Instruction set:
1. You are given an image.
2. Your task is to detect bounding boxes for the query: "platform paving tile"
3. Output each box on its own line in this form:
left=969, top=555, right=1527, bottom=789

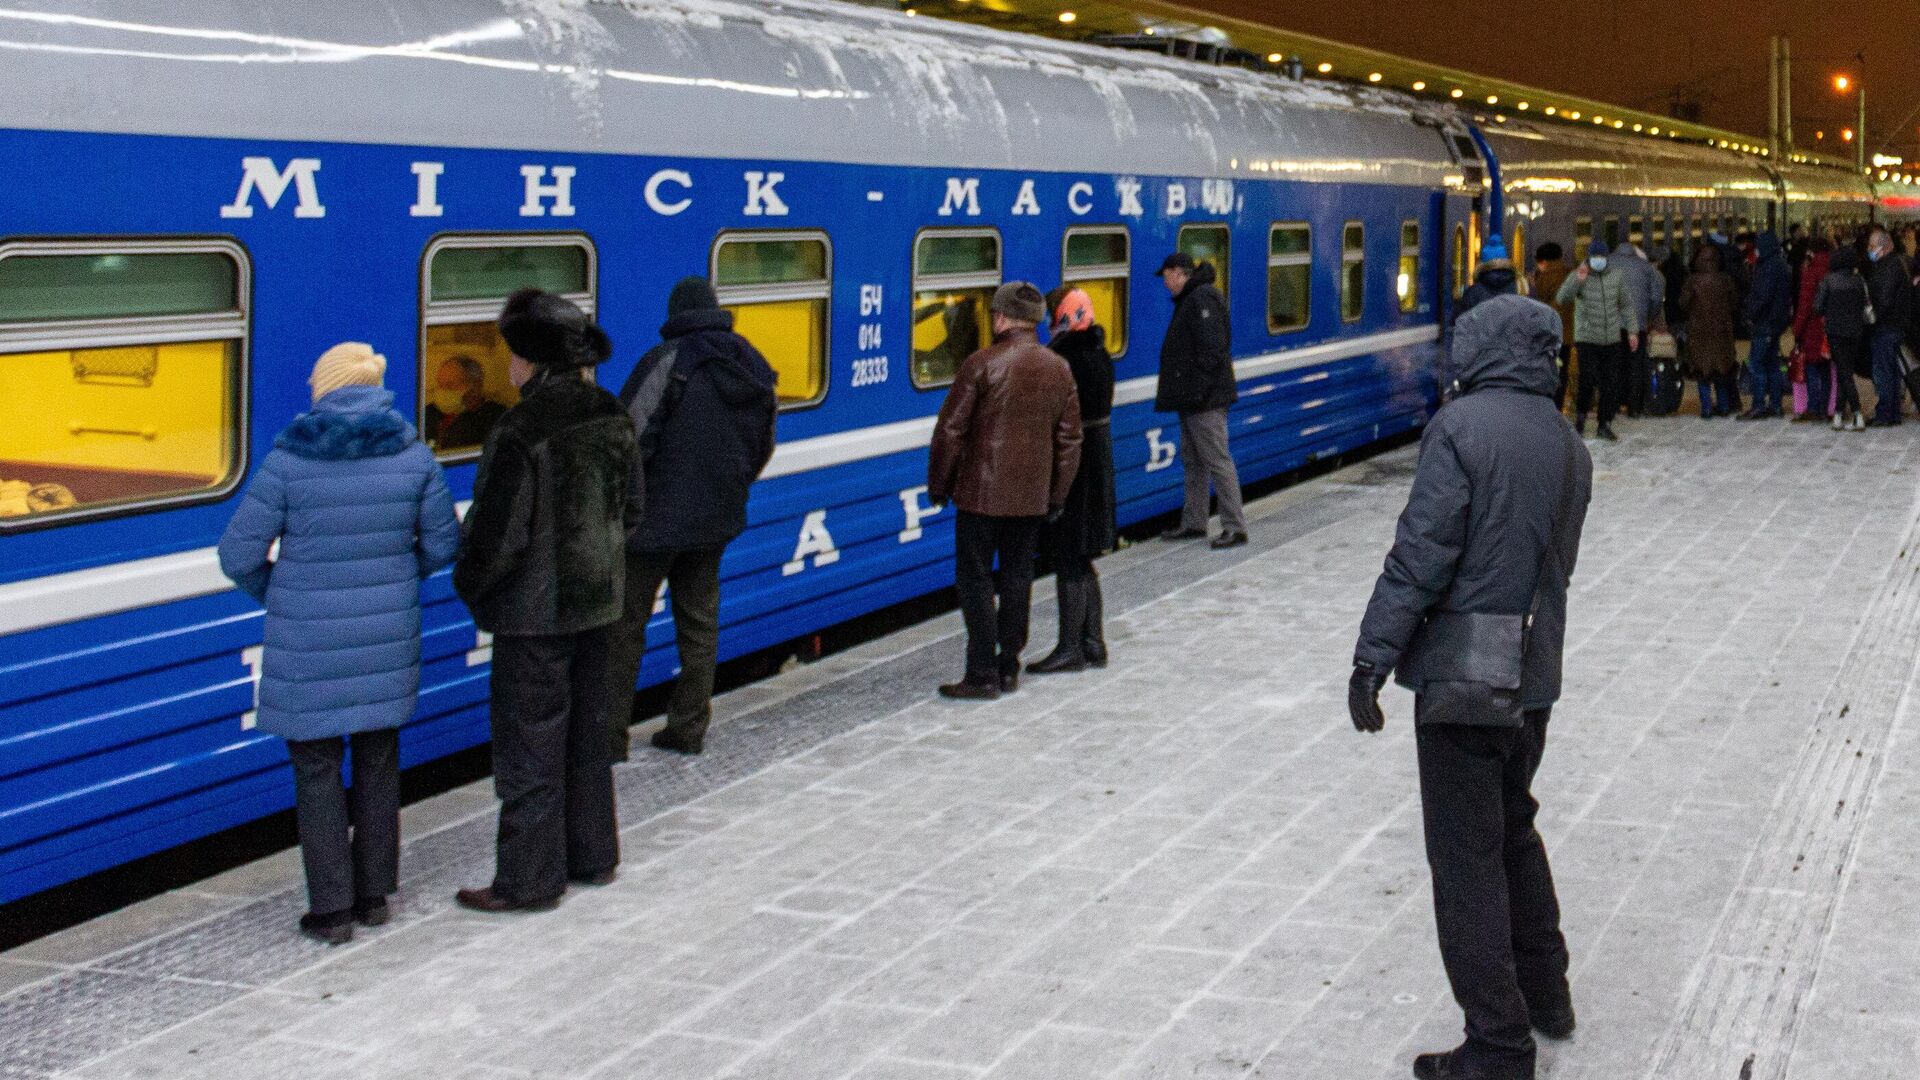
left=11, top=419, right=1920, bottom=1078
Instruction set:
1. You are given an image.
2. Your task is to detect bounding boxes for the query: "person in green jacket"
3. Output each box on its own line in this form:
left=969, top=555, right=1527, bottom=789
left=1555, top=240, right=1642, bottom=441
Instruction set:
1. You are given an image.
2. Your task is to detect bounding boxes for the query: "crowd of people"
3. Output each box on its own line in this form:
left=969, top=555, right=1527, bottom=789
left=215, top=246, right=1249, bottom=942
left=1458, top=221, right=1920, bottom=436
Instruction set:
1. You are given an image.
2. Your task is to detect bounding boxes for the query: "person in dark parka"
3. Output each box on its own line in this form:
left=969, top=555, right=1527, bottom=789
left=453, top=289, right=639, bottom=913
left=1153, top=252, right=1246, bottom=548
left=1681, top=245, right=1741, bottom=419
left=1350, top=293, right=1593, bottom=1080
left=1029, top=286, right=1117, bottom=675
left=1814, top=243, right=1870, bottom=430
left=1865, top=227, right=1914, bottom=426
left=1737, top=231, right=1793, bottom=419
left=606, top=277, right=778, bottom=759
left=219, top=342, right=461, bottom=944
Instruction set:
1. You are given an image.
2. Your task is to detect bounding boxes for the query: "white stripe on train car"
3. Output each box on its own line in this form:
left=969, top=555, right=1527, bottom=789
left=0, top=325, right=1437, bottom=637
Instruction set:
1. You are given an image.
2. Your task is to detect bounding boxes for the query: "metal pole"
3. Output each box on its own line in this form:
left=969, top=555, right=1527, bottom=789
left=1769, top=35, right=1780, bottom=159
left=1783, top=38, right=1793, bottom=150
left=1860, top=85, right=1868, bottom=171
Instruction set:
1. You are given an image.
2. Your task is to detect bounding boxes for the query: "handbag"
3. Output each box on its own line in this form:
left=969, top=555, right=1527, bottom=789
left=1399, top=425, right=1579, bottom=728
left=1647, top=329, right=1678, bottom=360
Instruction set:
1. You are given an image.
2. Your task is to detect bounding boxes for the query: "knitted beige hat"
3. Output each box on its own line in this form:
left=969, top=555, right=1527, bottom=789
left=309, top=342, right=387, bottom=402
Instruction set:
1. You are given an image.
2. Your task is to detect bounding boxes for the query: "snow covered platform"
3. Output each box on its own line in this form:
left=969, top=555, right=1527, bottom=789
left=6, top=416, right=1920, bottom=1080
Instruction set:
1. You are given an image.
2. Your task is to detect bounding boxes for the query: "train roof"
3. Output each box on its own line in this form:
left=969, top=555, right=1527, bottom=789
left=0, top=0, right=1470, bottom=185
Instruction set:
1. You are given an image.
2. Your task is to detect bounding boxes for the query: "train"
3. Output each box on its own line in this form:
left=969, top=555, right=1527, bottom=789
left=0, top=0, right=1883, bottom=904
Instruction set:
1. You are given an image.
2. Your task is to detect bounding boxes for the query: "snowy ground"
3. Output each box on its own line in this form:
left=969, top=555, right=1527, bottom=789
left=5, top=414, right=1919, bottom=1080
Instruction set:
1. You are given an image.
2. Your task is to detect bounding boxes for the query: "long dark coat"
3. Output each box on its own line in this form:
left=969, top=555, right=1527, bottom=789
left=1680, top=249, right=1739, bottom=379
left=1048, top=325, right=1116, bottom=557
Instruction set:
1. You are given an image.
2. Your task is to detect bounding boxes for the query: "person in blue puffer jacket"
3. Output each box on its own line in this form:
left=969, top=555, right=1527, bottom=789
left=219, top=342, right=461, bottom=945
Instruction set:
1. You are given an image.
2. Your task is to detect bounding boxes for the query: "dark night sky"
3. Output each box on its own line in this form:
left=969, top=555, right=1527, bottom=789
left=1182, top=1, right=1911, bottom=158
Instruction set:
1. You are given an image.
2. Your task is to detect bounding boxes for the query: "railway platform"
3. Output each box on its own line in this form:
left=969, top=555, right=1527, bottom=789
left=5, top=417, right=1920, bottom=1080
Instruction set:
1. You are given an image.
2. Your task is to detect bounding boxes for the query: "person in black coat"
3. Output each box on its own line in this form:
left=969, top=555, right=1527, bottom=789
left=1737, top=232, right=1793, bottom=419
left=1815, top=244, right=1871, bottom=430
left=454, top=290, right=639, bottom=914
left=1029, top=286, right=1117, bottom=675
left=606, top=278, right=778, bottom=758
left=1153, top=252, right=1247, bottom=548
left=1866, top=227, right=1915, bottom=426
left=1350, top=293, right=1593, bottom=1080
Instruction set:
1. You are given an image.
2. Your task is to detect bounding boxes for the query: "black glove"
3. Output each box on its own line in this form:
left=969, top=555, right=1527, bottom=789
left=1348, top=664, right=1387, bottom=734
left=1046, top=506, right=1065, bottom=525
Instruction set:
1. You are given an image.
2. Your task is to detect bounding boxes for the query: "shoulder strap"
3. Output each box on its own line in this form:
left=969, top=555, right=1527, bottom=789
left=1527, top=424, right=1581, bottom=630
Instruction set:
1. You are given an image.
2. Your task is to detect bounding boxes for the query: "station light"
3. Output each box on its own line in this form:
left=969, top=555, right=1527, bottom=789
left=1368, top=72, right=1383, bottom=83
left=1317, top=61, right=1333, bottom=73
left=1816, top=129, right=1825, bottom=140
left=1613, top=120, right=1625, bottom=128
left=1544, top=106, right=1557, bottom=116
left=1486, top=94, right=1499, bottom=104
left=1517, top=101, right=1529, bottom=110
left=1567, top=110, right=1580, bottom=119
left=1593, top=115, right=1605, bottom=124
left=1267, top=52, right=1283, bottom=63
left=1649, top=126, right=1659, bottom=134
left=1412, top=80, right=1427, bottom=91
left=1057, top=10, right=1075, bottom=22
left=1632, top=123, right=1643, bottom=132
left=1843, top=128, right=1855, bottom=142
left=1449, top=88, right=1464, bottom=98
left=1834, top=74, right=1852, bottom=92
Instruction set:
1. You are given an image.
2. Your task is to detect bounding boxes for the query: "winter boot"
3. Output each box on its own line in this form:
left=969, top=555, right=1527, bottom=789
left=1081, top=572, right=1108, bottom=669
left=1028, top=576, right=1088, bottom=675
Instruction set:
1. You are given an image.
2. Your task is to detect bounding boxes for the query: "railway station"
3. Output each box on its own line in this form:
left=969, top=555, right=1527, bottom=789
left=4, top=1, right=1919, bottom=1078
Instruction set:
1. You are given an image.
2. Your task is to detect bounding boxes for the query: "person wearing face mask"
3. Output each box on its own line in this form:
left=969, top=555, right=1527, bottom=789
left=422, top=354, right=508, bottom=453
left=1865, top=227, right=1915, bottom=426
left=1555, top=241, right=1640, bottom=441
left=453, top=289, right=640, bottom=913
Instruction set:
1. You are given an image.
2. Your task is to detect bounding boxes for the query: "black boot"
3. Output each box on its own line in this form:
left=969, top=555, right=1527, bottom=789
left=1081, top=571, right=1107, bottom=668
left=1028, top=576, right=1087, bottom=674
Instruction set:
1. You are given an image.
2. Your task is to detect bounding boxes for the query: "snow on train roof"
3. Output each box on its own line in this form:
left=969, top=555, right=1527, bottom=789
left=0, top=0, right=1462, bottom=183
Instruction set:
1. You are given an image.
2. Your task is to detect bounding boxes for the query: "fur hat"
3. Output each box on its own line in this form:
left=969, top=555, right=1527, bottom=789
left=990, top=282, right=1047, bottom=326
left=309, top=341, right=386, bottom=402
left=498, top=288, right=613, bottom=369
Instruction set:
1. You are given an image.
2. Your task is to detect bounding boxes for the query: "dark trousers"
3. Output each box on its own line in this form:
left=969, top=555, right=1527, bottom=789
left=1749, top=328, right=1787, bottom=413
left=954, top=511, right=1041, bottom=684
left=1871, top=328, right=1906, bottom=424
left=1552, top=344, right=1571, bottom=412
left=606, top=547, right=725, bottom=758
left=1697, top=374, right=1739, bottom=417
left=1805, top=360, right=1833, bottom=418
left=1416, top=710, right=1570, bottom=1075
left=1621, top=334, right=1650, bottom=416
left=489, top=628, right=620, bottom=904
left=1574, top=342, right=1622, bottom=424
left=287, top=729, right=400, bottom=917
left=1832, top=335, right=1865, bottom=417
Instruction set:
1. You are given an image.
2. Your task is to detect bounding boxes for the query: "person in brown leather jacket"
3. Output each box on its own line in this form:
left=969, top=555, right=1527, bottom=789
left=928, top=282, right=1083, bottom=700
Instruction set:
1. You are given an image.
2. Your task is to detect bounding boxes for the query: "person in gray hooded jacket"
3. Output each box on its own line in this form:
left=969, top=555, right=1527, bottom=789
left=1349, top=293, right=1593, bottom=1080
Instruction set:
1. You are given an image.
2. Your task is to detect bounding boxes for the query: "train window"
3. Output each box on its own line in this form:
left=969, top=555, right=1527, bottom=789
left=1651, top=216, right=1666, bottom=246
left=1509, top=223, right=1527, bottom=294
left=1629, top=216, right=1645, bottom=248
left=912, top=228, right=1000, bottom=388
left=1603, top=218, right=1621, bottom=250
left=1062, top=227, right=1130, bottom=357
left=0, top=239, right=247, bottom=528
left=1267, top=223, right=1312, bottom=333
left=1178, top=224, right=1231, bottom=309
left=422, top=235, right=594, bottom=460
left=1341, top=221, right=1365, bottom=323
left=1692, top=216, right=1704, bottom=240
left=1451, top=224, right=1468, bottom=300
left=713, top=231, right=830, bottom=409
left=1398, top=222, right=1420, bottom=313
left=1575, top=218, right=1593, bottom=264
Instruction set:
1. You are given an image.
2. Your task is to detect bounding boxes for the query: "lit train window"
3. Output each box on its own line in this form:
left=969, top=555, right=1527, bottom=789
left=912, top=228, right=1000, bottom=389
left=1629, top=216, right=1644, bottom=248
left=712, top=231, right=830, bottom=409
left=1178, top=224, right=1231, bottom=309
left=1692, top=216, right=1704, bottom=241
left=1268, top=223, right=1312, bottom=333
left=0, top=240, right=247, bottom=529
left=1341, top=221, right=1365, bottom=323
left=1652, top=216, right=1666, bottom=249
left=1508, top=223, right=1526, bottom=295
left=1062, top=227, right=1130, bottom=357
left=1398, top=221, right=1420, bottom=313
left=1451, top=224, right=1468, bottom=300
left=1574, top=218, right=1593, bottom=264
left=421, top=234, right=595, bottom=461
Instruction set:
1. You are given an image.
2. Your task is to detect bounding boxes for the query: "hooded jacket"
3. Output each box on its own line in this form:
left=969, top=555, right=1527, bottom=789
left=218, top=386, right=461, bottom=741
left=1815, top=246, right=1870, bottom=341
left=1745, top=232, right=1794, bottom=335
left=618, top=307, right=778, bottom=553
left=454, top=369, right=639, bottom=636
left=1154, top=262, right=1237, bottom=413
left=1355, top=294, right=1593, bottom=712
left=1555, top=261, right=1641, bottom=345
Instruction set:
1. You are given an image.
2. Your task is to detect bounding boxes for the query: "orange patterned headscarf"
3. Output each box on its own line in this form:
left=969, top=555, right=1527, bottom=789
left=1052, top=288, right=1095, bottom=335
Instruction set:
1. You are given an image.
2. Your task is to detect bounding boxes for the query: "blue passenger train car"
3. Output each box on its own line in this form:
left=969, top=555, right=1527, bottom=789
left=0, top=0, right=1879, bottom=903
